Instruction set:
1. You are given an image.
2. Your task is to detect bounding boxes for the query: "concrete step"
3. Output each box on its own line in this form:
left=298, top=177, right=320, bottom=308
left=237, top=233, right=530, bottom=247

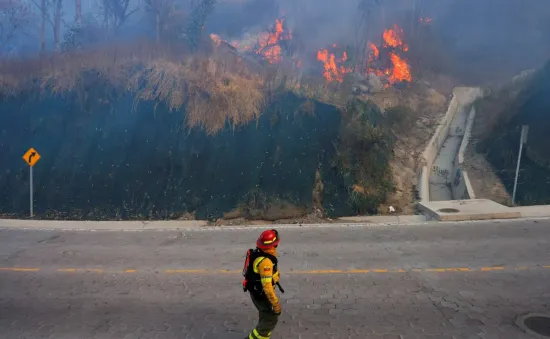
left=418, top=199, right=521, bottom=221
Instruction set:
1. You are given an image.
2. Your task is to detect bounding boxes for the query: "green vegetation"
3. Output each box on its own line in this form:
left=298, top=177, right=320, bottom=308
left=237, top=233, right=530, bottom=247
left=331, top=99, right=395, bottom=214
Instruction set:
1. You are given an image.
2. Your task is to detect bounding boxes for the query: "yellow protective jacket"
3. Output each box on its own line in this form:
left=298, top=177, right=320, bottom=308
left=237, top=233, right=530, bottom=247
left=252, top=248, right=280, bottom=308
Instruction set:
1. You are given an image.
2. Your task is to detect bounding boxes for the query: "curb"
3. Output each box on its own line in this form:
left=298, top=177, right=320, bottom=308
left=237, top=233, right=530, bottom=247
left=0, top=215, right=428, bottom=231
left=1, top=215, right=550, bottom=232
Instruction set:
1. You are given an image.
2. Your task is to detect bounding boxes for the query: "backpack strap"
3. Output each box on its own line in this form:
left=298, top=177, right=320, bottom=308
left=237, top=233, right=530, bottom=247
left=255, top=250, right=277, bottom=266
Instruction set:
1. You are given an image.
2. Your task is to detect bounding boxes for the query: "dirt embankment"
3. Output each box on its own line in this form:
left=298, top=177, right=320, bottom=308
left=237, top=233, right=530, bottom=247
left=466, top=64, right=550, bottom=206
left=367, top=76, right=453, bottom=215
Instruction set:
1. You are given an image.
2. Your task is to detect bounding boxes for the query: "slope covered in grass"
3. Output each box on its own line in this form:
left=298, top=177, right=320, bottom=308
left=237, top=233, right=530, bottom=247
left=0, top=43, right=395, bottom=220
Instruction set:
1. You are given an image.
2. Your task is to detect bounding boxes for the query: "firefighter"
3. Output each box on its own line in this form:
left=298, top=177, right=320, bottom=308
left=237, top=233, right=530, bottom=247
left=242, top=229, right=282, bottom=339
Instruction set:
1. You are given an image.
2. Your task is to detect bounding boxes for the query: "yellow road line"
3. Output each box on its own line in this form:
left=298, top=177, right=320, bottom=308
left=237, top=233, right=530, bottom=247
left=58, top=268, right=77, bottom=272
left=424, top=268, right=470, bottom=272
left=515, top=266, right=530, bottom=271
left=0, top=267, right=40, bottom=272
left=425, top=268, right=447, bottom=272
left=58, top=268, right=104, bottom=273
left=1, top=265, right=549, bottom=274
left=481, top=267, right=505, bottom=271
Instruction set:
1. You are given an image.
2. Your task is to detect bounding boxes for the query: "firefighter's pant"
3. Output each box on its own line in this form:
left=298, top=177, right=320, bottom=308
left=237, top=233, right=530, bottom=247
left=247, top=292, right=279, bottom=339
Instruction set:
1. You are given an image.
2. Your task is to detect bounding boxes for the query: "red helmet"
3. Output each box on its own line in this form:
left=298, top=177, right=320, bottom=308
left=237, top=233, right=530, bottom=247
left=257, top=229, right=280, bottom=250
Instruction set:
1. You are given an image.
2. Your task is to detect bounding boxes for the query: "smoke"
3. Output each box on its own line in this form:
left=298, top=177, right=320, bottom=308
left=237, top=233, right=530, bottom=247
left=275, top=0, right=358, bottom=48
left=431, top=0, right=550, bottom=82
left=209, top=0, right=550, bottom=83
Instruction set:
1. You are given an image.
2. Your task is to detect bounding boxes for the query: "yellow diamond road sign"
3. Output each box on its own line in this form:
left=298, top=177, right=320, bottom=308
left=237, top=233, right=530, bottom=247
left=23, top=148, right=41, bottom=167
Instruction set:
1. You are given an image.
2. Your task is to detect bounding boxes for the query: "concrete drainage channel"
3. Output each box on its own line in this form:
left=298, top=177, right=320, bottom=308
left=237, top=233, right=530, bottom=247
left=516, top=313, right=550, bottom=338
left=417, top=86, right=484, bottom=203
left=415, top=87, right=528, bottom=222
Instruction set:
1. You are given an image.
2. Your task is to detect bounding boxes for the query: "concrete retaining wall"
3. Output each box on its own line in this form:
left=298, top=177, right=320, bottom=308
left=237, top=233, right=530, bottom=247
left=419, top=166, right=429, bottom=202
left=418, top=90, right=460, bottom=202
left=418, top=87, right=484, bottom=202
left=451, top=105, right=477, bottom=200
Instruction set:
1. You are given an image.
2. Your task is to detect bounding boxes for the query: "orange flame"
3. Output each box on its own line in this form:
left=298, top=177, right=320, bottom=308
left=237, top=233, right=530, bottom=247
left=367, top=42, right=380, bottom=65
left=366, top=25, right=412, bottom=86
left=370, top=43, right=379, bottom=60
left=210, top=34, right=222, bottom=47
left=317, top=48, right=352, bottom=83
left=383, top=24, right=408, bottom=52
left=256, top=18, right=292, bottom=64
left=387, top=52, right=412, bottom=84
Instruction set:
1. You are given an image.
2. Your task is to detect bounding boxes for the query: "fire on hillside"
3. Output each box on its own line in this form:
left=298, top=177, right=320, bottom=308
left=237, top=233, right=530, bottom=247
left=210, top=18, right=292, bottom=63
left=366, top=24, right=412, bottom=87
left=211, top=19, right=413, bottom=88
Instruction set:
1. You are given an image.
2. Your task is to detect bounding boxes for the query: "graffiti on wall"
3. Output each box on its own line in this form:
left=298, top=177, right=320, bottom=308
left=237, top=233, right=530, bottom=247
left=432, top=165, right=450, bottom=179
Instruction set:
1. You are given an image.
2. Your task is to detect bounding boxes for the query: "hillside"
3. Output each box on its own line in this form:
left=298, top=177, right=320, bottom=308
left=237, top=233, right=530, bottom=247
left=0, top=43, right=400, bottom=221
left=472, top=62, right=550, bottom=205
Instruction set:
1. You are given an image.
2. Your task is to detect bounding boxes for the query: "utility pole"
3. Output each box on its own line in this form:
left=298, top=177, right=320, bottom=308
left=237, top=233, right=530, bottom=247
left=512, top=125, right=529, bottom=205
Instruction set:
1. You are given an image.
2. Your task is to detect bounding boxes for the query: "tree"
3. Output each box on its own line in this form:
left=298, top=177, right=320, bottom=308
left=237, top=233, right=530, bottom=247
left=38, top=0, right=45, bottom=52
left=355, top=0, right=383, bottom=73
left=52, top=0, right=61, bottom=50
left=101, top=0, right=138, bottom=34
left=184, top=0, right=216, bottom=51
left=75, top=0, right=81, bottom=25
left=0, top=0, right=31, bottom=54
left=30, top=0, right=62, bottom=52
left=143, top=0, right=173, bottom=45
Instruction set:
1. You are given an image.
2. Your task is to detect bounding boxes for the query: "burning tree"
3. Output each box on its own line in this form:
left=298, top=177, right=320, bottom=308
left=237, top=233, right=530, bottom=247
left=253, top=18, right=292, bottom=64
left=210, top=17, right=296, bottom=67
left=365, top=24, right=412, bottom=87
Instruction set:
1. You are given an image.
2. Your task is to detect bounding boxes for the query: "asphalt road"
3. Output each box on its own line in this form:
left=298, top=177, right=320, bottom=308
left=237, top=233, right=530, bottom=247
left=1, top=218, right=550, bottom=338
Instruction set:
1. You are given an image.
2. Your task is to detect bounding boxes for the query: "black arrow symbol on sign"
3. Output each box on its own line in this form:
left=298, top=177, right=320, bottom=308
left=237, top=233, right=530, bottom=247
left=28, top=152, right=36, bottom=164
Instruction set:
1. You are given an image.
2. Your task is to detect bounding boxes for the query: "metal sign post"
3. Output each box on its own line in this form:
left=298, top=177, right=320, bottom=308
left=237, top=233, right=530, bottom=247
left=512, top=126, right=529, bottom=206
left=30, top=166, right=33, bottom=217
left=22, top=148, right=41, bottom=218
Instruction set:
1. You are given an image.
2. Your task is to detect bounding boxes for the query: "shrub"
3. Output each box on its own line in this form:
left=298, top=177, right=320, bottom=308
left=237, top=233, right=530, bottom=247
left=335, top=99, right=394, bottom=214
left=0, top=41, right=264, bottom=135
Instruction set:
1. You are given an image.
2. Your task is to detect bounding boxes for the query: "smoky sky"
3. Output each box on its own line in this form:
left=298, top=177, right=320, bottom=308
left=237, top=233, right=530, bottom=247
left=211, top=0, right=550, bottom=82
left=9, top=0, right=550, bottom=83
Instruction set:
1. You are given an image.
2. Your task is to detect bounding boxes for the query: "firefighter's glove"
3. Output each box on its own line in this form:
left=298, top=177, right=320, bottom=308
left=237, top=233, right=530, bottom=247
left=272, top=302, right=282, bottom=315
left=273, top=271, right=280, bottom=284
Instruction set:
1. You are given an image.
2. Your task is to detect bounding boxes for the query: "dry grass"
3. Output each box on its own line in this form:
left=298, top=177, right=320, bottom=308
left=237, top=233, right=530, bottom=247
left=0, top=41, right=265, bottom=135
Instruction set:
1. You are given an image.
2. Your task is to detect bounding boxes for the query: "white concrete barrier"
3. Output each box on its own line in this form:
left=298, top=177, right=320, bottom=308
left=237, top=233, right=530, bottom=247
left=418, top=87, right=484, bottom=202
left=419, top=166, right=429, bottom=202
left=418, top=90, right=460, bottom=202
left=450, top=103, right=479, bottom=200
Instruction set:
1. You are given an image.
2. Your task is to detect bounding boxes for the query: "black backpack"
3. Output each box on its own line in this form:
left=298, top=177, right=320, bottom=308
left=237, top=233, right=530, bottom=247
left=241, top=248, right=278, bottom=293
